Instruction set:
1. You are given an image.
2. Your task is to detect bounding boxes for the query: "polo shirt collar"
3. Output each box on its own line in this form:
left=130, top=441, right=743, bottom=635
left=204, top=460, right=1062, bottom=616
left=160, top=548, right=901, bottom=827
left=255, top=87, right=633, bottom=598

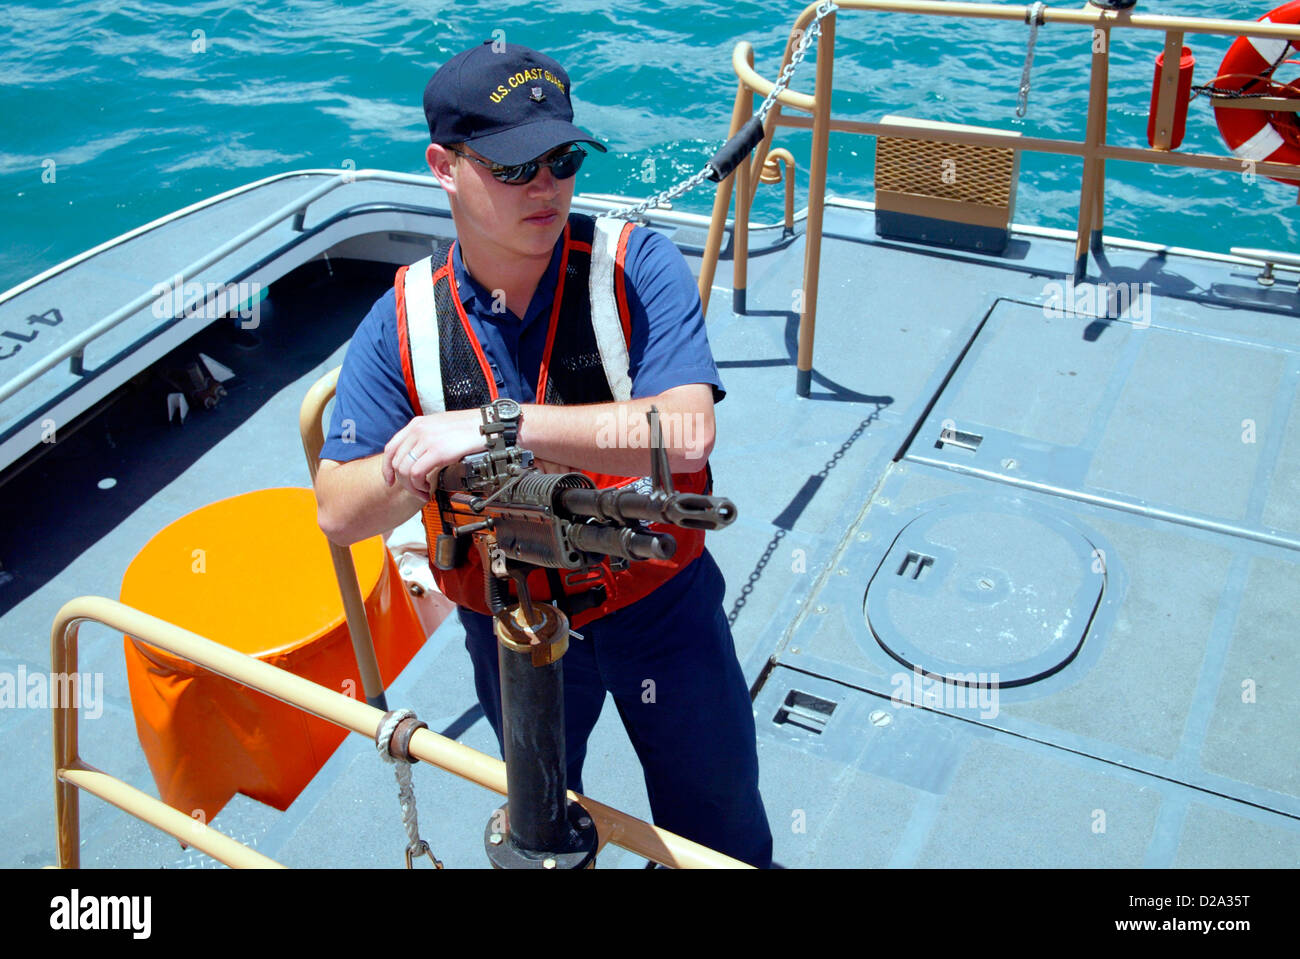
left=451, top=234, right=566, bottom=329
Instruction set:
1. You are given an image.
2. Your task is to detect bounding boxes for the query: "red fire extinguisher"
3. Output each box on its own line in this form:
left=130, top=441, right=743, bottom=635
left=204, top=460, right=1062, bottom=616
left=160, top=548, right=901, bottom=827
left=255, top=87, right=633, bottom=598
left=1148, top=47, right=1196, bottom=150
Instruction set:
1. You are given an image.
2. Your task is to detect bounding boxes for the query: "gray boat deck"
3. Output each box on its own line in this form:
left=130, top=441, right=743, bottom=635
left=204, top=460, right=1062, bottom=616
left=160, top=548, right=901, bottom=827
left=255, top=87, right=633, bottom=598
left=2, top=176, right=1298, bottom=868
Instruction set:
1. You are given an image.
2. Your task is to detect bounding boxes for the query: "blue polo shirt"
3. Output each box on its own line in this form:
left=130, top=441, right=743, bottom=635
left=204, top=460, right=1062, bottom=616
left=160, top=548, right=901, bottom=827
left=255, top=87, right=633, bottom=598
left=321, top=221, right=724, bottom=461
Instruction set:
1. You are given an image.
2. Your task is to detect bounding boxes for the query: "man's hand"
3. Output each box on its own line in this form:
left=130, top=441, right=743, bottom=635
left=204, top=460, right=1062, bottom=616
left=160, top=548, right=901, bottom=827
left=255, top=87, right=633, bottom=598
left=381, top=408, right=486, bottom=498
left=317, top=408, right=488, bottom=546
left=517, top=384, right=716, bottom=478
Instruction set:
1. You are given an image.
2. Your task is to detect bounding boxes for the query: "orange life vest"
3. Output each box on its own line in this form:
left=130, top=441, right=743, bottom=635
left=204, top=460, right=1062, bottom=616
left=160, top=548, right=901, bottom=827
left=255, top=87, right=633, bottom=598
left=393, top=213, right=710, bottom=628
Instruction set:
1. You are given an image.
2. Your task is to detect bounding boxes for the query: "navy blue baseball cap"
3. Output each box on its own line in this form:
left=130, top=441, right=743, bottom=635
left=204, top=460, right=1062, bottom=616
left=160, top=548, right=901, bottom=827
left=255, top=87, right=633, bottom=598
left=423, top=41, right=607, bottom=165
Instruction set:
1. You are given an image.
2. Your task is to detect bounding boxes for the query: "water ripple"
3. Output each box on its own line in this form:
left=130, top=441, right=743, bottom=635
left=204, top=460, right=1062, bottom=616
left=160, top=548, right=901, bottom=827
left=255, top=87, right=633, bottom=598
left=0, top=0, right=1286, bottom=291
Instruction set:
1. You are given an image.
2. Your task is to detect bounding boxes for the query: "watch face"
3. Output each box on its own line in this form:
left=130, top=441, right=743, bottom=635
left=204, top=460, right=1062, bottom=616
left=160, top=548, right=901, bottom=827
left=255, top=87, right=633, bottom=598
left=494, top=398, right=522, bottom=419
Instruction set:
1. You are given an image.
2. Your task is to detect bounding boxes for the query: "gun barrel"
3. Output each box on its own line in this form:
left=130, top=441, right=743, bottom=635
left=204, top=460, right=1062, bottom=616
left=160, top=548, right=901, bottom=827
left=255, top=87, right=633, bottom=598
left=558, top=488, right=737, bottom=531
left=568, top=523, right=676, bottom=562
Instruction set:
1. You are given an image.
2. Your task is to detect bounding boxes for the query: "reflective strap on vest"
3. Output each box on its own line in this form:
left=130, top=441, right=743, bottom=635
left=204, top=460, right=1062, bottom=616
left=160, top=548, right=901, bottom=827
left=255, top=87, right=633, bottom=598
left=589, top=217, right=633, bottom=403
left=402, top=255, right=445, bottom=414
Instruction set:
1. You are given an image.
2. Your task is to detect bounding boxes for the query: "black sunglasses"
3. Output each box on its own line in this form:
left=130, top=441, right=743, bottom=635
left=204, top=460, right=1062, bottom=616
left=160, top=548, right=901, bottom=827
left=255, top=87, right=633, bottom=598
left=450, top=145, right=587, bottom=185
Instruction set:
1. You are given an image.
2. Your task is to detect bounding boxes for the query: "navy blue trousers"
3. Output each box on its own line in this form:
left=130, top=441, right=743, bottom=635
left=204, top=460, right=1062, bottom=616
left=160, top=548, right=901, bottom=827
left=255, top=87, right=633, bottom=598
left=461, top=550, right=773, bottom=868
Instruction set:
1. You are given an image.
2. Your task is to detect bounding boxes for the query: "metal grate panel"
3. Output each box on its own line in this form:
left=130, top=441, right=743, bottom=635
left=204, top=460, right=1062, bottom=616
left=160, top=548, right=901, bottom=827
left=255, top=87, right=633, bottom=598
left=874, top=116, right=1020, bottom=235
left=876, top=137, right=1015, bottom=208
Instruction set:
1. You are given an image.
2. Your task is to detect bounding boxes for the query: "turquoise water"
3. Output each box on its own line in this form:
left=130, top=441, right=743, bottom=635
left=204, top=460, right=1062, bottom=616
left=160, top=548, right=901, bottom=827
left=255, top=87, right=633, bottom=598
left=0, top=0, right=1294, bottom=294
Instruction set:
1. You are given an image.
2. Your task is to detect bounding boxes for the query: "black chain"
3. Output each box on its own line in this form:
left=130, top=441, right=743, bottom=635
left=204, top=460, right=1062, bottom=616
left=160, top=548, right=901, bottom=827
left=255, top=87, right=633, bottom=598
left=604, top=0, right=839, bottom=221
left=726, top=401, right=886, bottom=627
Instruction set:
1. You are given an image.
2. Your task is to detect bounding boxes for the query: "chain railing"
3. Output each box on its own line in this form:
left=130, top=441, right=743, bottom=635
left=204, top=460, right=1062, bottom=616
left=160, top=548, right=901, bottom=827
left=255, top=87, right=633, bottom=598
left=602, top=0, right=838, bottom=220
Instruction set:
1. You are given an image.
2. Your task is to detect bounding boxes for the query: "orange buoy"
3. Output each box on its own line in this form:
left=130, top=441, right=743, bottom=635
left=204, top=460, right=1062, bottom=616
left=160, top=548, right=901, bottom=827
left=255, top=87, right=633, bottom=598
left=1212, top=0, right=1300, bottom=185
left=121, top=488, right=426, bottom=821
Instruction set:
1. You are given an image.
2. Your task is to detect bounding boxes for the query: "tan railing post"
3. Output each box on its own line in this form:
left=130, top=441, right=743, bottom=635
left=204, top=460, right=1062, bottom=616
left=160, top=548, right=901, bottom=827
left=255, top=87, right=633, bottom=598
left=1150, top=30, right=1186, bottom=151
left=1075, top=20, right=1112, bottom=278
left=747, top=24, right=803, bottom=207
left=734, top=67, right=755, bottom=315
left=698, top=56, right=758, bottom=317
left=796, top=6, right=836, bottom=397
left=1092, top=162, right=1107, bottom=254
left=300, top=366, right=389, bottom=710
left=52, top=605, right=284, bottom=868
left=52, top=613, right=80, bottom=869
left=748, top=105, right=783, bottom=210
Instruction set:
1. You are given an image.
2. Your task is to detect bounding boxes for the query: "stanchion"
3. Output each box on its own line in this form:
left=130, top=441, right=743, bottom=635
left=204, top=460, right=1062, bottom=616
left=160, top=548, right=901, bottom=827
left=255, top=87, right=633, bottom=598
left=483, top=596, right=598, bottom=869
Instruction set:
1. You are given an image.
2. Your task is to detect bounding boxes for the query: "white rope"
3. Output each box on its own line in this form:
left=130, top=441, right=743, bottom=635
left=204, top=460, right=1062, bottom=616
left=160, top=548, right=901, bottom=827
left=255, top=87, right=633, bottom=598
left=376, top=708, right=441, bottom=868
left=604, top=0, right=839, bottom=220
left=1017, top=2, right=1047, bottom=118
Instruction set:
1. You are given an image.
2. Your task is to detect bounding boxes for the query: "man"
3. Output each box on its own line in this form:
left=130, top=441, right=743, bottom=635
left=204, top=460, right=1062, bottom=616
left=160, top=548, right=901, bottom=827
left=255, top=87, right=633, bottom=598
left=314, top=40, right=771, bottom=867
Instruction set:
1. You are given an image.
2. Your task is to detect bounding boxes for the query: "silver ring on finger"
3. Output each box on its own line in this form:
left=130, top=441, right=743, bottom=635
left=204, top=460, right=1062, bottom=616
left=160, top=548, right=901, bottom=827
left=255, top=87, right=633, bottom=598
left=407, top=450, right=419, bottom=463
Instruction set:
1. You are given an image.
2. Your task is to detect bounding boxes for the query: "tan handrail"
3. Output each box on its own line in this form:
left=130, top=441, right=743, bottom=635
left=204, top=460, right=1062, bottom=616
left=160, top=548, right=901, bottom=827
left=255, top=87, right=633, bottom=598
left=299, top=365, right=389, bottom=708
left=51, top=596, right=750, bottom=868
left=699, top=1, right=1300, bottom=395
left=760, top=148, right=797, bottom=233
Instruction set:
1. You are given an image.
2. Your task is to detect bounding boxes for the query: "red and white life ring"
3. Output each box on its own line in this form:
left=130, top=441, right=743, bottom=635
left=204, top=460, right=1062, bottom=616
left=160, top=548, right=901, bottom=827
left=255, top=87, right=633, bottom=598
left=1213, top=0, right=1300, bottom=185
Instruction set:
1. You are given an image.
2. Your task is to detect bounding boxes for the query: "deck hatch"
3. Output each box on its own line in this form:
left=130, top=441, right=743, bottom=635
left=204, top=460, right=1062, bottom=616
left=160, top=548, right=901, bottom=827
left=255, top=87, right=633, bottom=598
left=774, top=690, right=838, bottom=734
left=865, top=502, right=1104, bottom=688
left=904, top=300, right=1300, bottom=539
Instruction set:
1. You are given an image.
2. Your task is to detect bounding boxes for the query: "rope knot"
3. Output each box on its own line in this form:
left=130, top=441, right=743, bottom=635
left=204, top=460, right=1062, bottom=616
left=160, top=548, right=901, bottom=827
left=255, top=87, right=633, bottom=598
left=1017, top=3, right=1048, bottom=117
left=376, top=708, right=426, bottom=764
left=376, top=708, right=442, bottom=867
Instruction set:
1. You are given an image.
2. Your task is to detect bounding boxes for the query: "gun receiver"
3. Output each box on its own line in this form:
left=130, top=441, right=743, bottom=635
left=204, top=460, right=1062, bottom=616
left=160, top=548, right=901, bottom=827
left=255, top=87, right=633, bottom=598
left=432, top=399, right=736, bottom=618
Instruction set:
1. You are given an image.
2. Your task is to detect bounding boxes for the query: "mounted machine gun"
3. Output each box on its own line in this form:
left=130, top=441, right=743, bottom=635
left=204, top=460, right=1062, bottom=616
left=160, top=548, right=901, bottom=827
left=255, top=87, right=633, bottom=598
left=430, top=398, right=737, bottom=868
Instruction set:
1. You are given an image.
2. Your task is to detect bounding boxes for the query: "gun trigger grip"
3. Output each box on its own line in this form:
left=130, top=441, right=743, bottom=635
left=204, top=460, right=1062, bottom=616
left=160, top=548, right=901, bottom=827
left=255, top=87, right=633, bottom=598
left=647, top=406, right=676, bottom=496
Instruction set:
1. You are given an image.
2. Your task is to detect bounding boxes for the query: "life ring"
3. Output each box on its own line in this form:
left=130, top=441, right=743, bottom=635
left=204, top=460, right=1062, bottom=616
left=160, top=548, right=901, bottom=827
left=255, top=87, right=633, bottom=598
left=1213, top=0, right=1300, bottom=185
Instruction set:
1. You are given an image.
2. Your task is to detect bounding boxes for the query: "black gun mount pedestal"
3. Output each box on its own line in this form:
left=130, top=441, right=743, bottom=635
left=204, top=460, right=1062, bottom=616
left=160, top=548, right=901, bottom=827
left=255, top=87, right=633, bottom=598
left=483, top=589, right=599, bottom=869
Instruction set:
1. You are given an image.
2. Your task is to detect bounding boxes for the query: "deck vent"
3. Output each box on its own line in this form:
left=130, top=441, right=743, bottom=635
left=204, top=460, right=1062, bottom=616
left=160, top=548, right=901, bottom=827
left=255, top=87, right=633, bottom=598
left=774, top=690, right=838, bottom=734
left=875, top=115, right=1020, bottom=254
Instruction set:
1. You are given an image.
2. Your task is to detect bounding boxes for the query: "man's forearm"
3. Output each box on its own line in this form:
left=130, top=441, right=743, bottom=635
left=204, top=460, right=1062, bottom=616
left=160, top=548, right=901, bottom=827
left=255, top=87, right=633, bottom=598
left=518, top=384, right=716, bottom=476
left=315, top=454, right=427, bottom=546
left=317, top=384, right=716, bottom=544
